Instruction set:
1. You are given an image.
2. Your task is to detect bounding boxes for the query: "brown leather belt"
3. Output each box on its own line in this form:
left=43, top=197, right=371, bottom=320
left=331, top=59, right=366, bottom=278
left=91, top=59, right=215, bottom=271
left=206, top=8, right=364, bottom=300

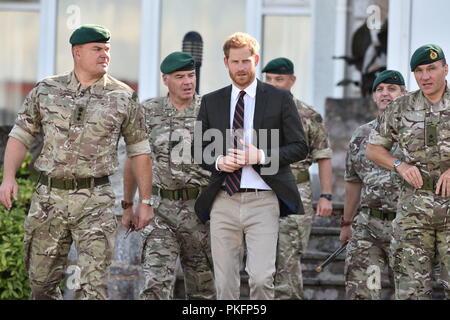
left=39, top=174, right=110, bottom=190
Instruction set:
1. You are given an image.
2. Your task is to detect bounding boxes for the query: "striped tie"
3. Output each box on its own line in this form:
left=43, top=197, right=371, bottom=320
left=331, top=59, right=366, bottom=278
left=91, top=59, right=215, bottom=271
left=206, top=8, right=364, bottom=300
left=224, top=90, right=246, bottom=196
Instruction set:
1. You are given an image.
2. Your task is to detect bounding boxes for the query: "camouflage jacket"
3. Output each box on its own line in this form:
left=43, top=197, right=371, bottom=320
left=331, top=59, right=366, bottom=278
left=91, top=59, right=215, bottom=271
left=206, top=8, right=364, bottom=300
left=143, top=95, right=210, bottom=190
left=9, top=72, right=150, bottom=178
left=369, top=86, right=450, bottom=182
left=346, top=120, right=402, bottom=211
left=290, top=98, right=333, bottom=175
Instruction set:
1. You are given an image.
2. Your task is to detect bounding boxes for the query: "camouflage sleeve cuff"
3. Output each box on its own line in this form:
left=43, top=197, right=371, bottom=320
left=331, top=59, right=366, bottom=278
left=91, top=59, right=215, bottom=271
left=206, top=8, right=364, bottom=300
left=126, top=139, right=151, bottom=158
left=368, top=130, right=393, bottom=150
left=311, top=148, right=333, bottom=161
left=8, top=125, right=35, bottom=149
left=344, top=175, right=361, bottom=183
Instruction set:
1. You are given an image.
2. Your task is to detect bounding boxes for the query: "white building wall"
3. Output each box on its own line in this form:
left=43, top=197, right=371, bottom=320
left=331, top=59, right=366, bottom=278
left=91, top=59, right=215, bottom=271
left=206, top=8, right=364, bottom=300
left=388, top=0, right=450, bottom=91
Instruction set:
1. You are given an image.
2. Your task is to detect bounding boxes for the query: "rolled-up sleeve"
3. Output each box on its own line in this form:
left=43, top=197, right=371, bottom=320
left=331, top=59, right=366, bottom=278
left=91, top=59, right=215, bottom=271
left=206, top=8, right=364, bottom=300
left=308, top=112, right=333, bottom=161
left=368, top=107, right=396, bottom=151
left=122, top=98, right=151, bottom=157
left=344, top=150, right=361, bottom=183
left=9, top=87, right=41, bottom=149
left=126, top=139, right=151, bottom=158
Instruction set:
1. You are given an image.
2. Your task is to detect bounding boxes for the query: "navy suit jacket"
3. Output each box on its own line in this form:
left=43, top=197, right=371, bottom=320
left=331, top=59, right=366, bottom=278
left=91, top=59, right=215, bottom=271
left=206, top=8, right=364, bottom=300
left=193, top=80, right=308, bottom=223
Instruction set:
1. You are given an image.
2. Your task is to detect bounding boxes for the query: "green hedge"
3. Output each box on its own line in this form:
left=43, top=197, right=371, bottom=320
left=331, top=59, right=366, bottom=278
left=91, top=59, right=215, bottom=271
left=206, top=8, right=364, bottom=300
left=0, top=154, right=35, bottom=300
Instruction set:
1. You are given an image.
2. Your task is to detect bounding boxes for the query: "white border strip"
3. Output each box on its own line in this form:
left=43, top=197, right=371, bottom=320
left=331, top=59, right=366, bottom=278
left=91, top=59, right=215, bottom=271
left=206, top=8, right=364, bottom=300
left=138, top=0, right=161, bottom=102
left=333, top=0, right=348, bottom=98
left=37, top=0, right=57, bottom=81
left=246, top=0, right=263, bottom=76
left=387, top=0, right=412, bottom=88
left=0, top=2, right=40, bottom=11
left=262, top=7, right=311, bottom=16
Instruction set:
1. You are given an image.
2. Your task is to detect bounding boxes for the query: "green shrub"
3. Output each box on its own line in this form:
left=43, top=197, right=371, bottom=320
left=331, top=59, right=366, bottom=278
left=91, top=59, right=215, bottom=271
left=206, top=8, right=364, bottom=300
left=0, top=154, right=35, bottom=300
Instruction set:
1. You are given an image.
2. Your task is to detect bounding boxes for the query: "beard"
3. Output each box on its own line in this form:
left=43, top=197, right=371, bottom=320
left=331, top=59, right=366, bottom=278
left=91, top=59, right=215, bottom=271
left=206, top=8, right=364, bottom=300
left=229, top=70, right=255, bottom=88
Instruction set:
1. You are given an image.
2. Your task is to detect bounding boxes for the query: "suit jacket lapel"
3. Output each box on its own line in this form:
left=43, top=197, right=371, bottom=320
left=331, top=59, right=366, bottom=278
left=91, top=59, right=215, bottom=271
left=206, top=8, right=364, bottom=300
left=218, top=85, right=232, bottom=134
left=254, top=80, right=268, bottom=130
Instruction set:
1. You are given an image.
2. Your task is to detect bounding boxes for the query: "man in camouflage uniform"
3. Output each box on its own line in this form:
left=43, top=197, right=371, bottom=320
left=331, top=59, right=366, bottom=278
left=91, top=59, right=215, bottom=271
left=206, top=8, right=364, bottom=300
left=263, top=57, right=334, bottom=299
left=340, top=70, right=407, bottom=299
left=123, top=52, right=215, bottom=300
left=0, top=25, right=153, bottom=300
left=367, top=44, right=450, bottom=299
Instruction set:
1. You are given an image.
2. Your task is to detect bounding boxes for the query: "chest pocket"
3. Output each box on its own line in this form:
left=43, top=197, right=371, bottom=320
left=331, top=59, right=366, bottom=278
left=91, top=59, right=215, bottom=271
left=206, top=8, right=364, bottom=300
left=85, top=96, right=121, bottom=137
left=438, top=109, right=450, bottom=168
left=147, top=112, right=171, bottom=163
left=399, top=110, right=426, bottom=154
left=169, top=116, right=196, bottom=166
left=39, top=93, right=73, bottom=134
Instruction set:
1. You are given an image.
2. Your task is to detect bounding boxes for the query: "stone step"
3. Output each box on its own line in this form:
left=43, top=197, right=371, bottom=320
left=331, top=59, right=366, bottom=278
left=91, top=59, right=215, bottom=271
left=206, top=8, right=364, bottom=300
left=306, top=228, right=343, bottom=254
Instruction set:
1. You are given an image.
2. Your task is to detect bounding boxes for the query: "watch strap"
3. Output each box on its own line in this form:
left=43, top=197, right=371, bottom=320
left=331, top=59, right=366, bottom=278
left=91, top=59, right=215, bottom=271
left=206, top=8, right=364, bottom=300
left=121, top=200, right=133, bottom=210
left=340, top=216, right=352, bottom=227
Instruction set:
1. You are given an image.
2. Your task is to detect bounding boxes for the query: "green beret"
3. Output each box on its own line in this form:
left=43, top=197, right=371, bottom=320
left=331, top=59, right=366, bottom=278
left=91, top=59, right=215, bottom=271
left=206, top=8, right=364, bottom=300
left=70, top=24, right=111, bottom=46
left=160, top=52, right=195, bottom=74
left=262, top=58, right=294, bottom=75
left=410, top=44, right=445, bottom=71
left=372, top=70, right=405, bottom=92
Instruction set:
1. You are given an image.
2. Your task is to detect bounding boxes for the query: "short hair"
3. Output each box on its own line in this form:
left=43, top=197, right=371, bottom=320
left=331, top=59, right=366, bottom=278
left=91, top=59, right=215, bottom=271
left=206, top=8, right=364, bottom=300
left=400, top=85, right=407, bottom=91
left=223, top=32, right=260, bottom=59
left=443, top=58, right=447, bottom=66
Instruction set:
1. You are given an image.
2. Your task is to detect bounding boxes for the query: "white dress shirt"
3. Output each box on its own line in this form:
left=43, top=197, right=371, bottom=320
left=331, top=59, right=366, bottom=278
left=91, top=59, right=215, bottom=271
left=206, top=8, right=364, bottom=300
left=217, top=78, right=271, bottom=190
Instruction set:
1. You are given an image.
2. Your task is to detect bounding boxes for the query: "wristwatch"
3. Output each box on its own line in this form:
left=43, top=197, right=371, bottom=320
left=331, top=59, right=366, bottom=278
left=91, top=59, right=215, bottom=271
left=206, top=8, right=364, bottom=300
left=140, top=196, right=159, bottom=207
left=121, top=200, right=133, bottom=210
left=393, top=159, right=402, bottom=172
left=320, top=194, right=333, bottom=201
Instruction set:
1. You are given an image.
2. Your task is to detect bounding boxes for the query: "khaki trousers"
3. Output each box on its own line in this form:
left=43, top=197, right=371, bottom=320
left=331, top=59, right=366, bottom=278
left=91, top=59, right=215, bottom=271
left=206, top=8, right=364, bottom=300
left=210, top=190, right=280, bottom=300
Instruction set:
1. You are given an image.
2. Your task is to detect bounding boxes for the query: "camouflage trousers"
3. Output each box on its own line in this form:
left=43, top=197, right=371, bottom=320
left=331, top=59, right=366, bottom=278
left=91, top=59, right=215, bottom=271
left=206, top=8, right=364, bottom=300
left=24, top=182, right=117, bottom=300
left=140, top=198, right=215, bottom=300
left=344, top=211, right=394, bottom=300
left=390, top=189, right=450, bottom=300
left=274, top=181, right=314, bottom=300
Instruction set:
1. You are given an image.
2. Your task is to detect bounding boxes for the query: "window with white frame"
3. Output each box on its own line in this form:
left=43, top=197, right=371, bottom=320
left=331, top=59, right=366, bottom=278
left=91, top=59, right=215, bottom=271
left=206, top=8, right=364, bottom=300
left=56, top=0, right=141, bottom=91
left=159, top=0, right=246, bottom=96
left=0, top=1, right=39, bottom=125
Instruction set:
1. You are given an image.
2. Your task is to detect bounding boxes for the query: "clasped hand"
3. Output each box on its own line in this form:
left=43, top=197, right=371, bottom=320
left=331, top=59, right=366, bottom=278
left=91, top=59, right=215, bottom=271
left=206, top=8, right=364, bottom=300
left=218, top=139, right=261, bottom=173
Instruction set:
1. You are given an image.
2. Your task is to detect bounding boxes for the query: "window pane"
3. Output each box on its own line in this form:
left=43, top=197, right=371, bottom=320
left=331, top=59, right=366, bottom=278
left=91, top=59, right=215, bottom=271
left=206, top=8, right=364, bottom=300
left=56, top=0, right=141, bottom=91
left=263, top=15, right=311, bottom=104
left=160, top=0, right=246, bottom=96
left=0, top=0, right=38, bottom=3
left=263, top=0, right=311, bottom=8
left=0, top=10, right=39, bottom=125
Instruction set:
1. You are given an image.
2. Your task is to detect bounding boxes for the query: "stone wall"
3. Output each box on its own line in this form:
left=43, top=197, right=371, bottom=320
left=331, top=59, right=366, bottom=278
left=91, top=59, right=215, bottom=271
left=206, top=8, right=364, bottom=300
left=324, top=97, right=378, bottom=203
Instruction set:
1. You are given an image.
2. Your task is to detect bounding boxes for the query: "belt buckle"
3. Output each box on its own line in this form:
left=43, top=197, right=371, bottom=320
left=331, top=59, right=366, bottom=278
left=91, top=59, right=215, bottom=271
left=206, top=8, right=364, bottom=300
left=64, top=179, right=72, bottom=190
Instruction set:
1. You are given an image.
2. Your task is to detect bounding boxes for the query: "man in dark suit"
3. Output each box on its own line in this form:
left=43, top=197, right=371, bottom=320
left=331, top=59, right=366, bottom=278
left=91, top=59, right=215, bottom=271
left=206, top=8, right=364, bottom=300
left=193, top=32, right=308, bottom=300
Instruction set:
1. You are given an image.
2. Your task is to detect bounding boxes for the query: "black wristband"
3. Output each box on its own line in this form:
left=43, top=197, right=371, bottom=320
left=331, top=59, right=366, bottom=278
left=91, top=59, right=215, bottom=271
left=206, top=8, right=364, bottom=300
left=320, top=194, right=333, bottom=201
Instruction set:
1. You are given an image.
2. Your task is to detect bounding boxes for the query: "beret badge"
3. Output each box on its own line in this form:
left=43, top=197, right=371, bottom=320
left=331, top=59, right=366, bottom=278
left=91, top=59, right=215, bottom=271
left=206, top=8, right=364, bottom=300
left=430, top=50, right=438, bottom=60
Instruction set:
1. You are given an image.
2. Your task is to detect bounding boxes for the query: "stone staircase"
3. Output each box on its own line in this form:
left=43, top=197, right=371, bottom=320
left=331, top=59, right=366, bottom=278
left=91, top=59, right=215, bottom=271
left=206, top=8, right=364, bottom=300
left=173, top=204, right=445, bottom=300
left=62, top=199, right=446, bottom=300
left=173, top=204, right=391, bottom=300
left=174, top=205, right=354, bottom=300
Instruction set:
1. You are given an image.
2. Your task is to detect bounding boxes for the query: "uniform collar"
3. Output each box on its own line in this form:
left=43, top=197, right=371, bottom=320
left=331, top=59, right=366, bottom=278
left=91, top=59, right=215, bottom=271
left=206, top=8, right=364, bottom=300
left=67, top=71, right=108, bottom=95
left=164, top=94, right=200, bottom=115
left=416, top=81, right=449, bottom=110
